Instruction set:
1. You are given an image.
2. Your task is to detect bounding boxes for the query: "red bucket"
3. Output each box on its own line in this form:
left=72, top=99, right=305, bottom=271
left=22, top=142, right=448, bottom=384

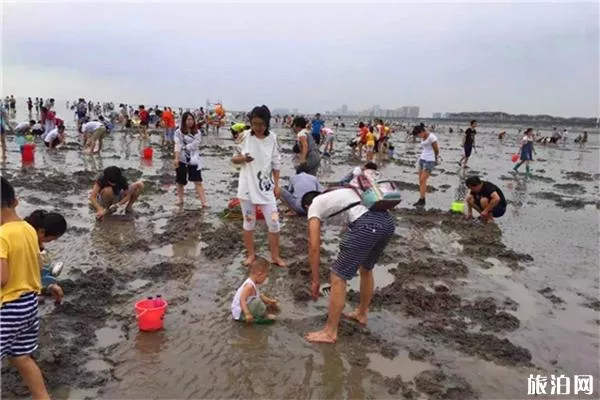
left=511, top=154, right=519, bottom=163
left=142, top=147, right=153, bottom=159
left=21, top=143, right=35, bottom=163
left=135, top=298, right=167, bottom=332
left=227, top=198, right=264, bottom=220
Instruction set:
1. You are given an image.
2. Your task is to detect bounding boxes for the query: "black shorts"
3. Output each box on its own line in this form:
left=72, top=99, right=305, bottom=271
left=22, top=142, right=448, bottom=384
left=312, top=134, right=321, bottom=145
left=475, top=197, right=506, bottom=218
left=464, top=144, right=473, bottom=157
left=45, top=138, right=60, bottom=148
left=176, top=162, right=203, bottom=185
left=140, top=120, right=149, bottom=127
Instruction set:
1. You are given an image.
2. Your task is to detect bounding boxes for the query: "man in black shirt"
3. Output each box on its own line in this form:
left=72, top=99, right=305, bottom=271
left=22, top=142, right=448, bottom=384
left=89, top=166, right=144, bottom=220
left=459, top=120, right=477, bottom=168
left=465, top=176, right=506, bottom=223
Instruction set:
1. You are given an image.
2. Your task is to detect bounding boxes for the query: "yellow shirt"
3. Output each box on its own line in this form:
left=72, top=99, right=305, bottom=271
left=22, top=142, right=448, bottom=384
left=0, top=221, right=41, bottom=304
left=366, top=132, right=375, bottom=147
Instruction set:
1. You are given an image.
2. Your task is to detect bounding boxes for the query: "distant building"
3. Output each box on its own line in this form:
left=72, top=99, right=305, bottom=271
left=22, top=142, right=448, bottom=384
left=406, top=106, right=419, bottom=118
left=432, top=112, right=442, bottom=119
left=341, top=104, right=348, bottom=114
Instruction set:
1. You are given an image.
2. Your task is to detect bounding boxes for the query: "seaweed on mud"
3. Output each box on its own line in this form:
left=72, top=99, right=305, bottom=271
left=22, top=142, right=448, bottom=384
left=414, top=370, right=478, bottom=400
left=581, top=299, right=600, bottom=311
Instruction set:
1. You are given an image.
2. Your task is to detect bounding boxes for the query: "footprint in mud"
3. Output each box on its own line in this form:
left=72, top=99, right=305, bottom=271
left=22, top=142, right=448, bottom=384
left=537, top=287, right=565, bottom=305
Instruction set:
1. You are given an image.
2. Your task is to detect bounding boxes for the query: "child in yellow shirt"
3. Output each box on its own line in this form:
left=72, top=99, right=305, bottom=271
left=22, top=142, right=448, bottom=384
left=0, top=177, right=50, bottom=399
left=365, top=126, right=376, bottom=161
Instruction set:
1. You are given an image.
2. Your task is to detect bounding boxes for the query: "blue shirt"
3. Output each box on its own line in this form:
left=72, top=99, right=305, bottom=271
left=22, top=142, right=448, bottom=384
left=311, top=118, right=325, bottom=136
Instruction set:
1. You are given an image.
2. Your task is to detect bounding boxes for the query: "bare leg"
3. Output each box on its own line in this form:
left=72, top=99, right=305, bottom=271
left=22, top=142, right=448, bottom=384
left=419, top=170, right=430, bottom=200
left=305, top=272, right=346, bottom=343
left=344, top=267, right=373, bottom=325
left=176, top=184, right=184, bottom=205
left=243, top=230, right=256, bottom=266
left=10, top=356, right=50, bottom=400
left=194, top=182, right=208, bottom=207
left=125, top=182, right=143, bottom=211
left=268, top=232, right=285, bottom=267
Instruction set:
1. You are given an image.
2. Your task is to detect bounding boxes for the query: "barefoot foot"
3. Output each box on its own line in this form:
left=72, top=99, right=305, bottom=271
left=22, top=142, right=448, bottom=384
left=343, top=310, right=368, bottom=326
left=243, top=256, right=256, bottom=266
left=271, top=256, right=286, bottom=268
left=305, top=330, right=337, bottom=344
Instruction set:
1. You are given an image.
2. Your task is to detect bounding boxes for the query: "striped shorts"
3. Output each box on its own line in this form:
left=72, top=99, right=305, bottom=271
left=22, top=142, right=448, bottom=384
left=331, top=211, right=395, bottom=281
left=0, top=292, right=40, bottom=359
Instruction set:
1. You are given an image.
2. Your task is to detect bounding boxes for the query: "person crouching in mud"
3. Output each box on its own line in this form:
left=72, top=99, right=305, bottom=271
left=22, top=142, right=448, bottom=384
left=24, top=210, right=67, bottom=304
left=465, top=176, right=507, bottom=223
left=89, top=166, right=144, bottom=221
left=301, top=187, right=395, bottom=343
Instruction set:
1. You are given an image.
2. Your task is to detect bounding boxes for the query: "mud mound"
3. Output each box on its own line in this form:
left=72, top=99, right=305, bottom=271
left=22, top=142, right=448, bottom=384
left=553, top=183, right=586, bottom=194
left=564, top=171, right=595, bottom=181
left=368, top=283, right=461, bottom=315
left=415, top=370, right=478, bottom=400
left=461, top=297, right=520, bottom=332
left=393, top=259, right=468, bottom=280
left=413, top=321, right=532, bottom=366
left=582, top=299, right=600, bottom=311
left=154, top=211, right=209, bottom=243
left=538, top=287, right=565, bottom=305
left=395, top=181, right=437, bottom=193
left=532, top=191, right=563, bottom=202
left=140, top=262, right=194, bottom=281
left=201, top=223, right=245, bottom=260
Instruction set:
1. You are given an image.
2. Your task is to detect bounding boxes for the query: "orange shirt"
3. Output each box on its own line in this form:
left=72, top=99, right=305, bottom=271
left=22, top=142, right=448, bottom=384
left=359, top=127, right=369, bottom=144
left=162, top=110, right=175, bottom=128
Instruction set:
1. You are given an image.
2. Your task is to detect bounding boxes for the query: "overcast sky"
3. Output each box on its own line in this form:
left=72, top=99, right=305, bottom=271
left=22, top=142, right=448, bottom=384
left=2, top=1, right=598, bottom=117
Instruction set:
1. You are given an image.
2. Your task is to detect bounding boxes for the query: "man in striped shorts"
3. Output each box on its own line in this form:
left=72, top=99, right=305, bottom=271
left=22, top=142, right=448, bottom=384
left=301, top=186, right=395, bottom=344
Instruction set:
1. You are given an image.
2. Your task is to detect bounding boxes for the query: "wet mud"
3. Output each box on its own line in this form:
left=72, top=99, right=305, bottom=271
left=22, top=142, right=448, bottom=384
left=0, top=119, right=598, bottom=399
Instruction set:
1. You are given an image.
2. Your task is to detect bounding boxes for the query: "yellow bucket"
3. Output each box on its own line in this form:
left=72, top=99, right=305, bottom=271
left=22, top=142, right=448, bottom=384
left=451, top=201, right=465, bottom=213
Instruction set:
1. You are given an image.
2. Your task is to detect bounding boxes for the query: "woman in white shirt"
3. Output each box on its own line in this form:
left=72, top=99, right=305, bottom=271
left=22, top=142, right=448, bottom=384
left=174, top=112, right=207, bottom=207
left=413, top=124, right=440, bottom=207
left=231, top=105, right=285, bottom=267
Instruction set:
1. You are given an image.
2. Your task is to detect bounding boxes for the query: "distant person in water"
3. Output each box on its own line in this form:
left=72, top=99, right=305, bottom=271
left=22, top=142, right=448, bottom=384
left=459, top=120, right=477, bottom=168
left=413, top=124, right=440, bottom=208
left=465, top=176, right=507, bottom=223
left=513, top=128, right=535, bottom=175
left=89, top=166, right=144, bottom=221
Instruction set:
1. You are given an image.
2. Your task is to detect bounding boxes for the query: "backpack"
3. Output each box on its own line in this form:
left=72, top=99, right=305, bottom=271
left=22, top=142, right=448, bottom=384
left=327, top=169, right=401, bottom=217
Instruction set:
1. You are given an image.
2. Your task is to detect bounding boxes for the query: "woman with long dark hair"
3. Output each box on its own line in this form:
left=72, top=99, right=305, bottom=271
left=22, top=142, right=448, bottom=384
left=174, top=112, right=208, bottom=207
left=231, top=105, right=285, bottom=267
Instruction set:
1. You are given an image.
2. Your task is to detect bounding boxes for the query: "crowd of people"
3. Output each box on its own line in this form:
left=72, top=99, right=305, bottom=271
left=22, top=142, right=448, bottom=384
left=0, top=95, right=582, bottom=397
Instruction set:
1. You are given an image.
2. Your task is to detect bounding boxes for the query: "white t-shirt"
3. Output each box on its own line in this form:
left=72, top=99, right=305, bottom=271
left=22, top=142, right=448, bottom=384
left=82, top=121, right=104, bottom=133
left=231, top=277, right=259, bottom=320
left=44, top=128, right=59, bottom=143
left=15, top=122, right=30, bottom=132
left=419, top=133, right=438, bottom=162
left=236, top=132, right=282, bottom=204
left=297, top=129, right=308, bottom=140
left=307, top=188, right=368, bottom=224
